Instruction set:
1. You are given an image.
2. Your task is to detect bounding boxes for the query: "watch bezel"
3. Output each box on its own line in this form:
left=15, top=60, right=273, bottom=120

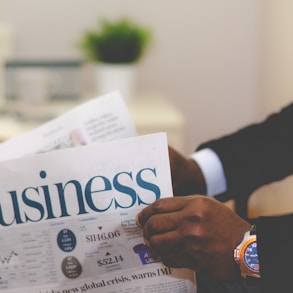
left=234, top=231, right=260, bottom=278
left=242, top=237, right=259, bottom=275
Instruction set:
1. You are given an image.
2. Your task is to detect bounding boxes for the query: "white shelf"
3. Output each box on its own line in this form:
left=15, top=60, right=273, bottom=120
left=127, top=92, right=186, bottom=152
left=0, top=93, right=186, bottom=152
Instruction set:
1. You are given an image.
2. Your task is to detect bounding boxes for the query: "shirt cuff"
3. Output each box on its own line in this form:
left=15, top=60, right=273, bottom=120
left=190, top=148, right=227, bottom=197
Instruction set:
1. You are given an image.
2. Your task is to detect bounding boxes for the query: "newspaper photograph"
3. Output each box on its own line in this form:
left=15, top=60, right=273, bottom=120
left=0, top=92, right=196, bottom=292
left=0, top=91, right=137, bottom=161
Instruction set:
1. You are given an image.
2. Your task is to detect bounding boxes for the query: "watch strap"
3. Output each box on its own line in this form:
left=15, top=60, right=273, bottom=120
left=250, top=224, right=256, bottom=235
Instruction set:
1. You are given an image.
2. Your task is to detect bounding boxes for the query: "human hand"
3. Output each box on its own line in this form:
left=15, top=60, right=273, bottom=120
left=136, top=195, right=250, bottom=281
left=168, top=146, right=206, bottom=196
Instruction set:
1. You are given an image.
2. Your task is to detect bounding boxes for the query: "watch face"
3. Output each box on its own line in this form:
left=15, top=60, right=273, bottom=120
left=244, top=241, right=259, bottom=273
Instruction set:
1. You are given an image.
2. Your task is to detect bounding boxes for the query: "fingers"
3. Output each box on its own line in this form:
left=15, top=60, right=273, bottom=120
left=160, top=251, right=197, bottom=271
left=136, top=199, right=187, bottom=256
left=147, top=229, right=182, bottom=256
left=147, top=232, right=199, bottom=271
left=142, top=212, right=179, bottom=241
left=135, top=213, right=142, bottom=228
left=136, top=197, right=185, bottom=228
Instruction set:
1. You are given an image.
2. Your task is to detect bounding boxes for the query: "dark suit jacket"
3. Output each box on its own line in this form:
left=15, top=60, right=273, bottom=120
left=197, top=103, right=293, bottom=292
left=197, top=102, right=293, bottom=200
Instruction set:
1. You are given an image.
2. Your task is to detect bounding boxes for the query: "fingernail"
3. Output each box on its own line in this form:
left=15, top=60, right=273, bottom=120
left=135, top=213, right=142, bottom=228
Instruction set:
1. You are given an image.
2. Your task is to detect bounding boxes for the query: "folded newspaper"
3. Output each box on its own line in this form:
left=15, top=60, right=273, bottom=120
left=0, top=92, right=196, bottom=292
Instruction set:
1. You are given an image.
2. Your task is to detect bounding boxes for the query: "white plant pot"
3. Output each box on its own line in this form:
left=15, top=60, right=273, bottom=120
left=96, top=63, right=136, bottom=102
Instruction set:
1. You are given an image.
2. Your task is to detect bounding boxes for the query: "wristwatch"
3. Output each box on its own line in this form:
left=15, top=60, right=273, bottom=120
left=234, top=224, right=260, bottom=278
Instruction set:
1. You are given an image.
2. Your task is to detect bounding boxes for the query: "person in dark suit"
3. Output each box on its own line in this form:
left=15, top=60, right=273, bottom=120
left=137, top=103, right=293, bottom=293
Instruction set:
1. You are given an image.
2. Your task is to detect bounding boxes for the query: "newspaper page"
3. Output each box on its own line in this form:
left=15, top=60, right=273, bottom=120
left=0, top=133, right=196, bottom=292
left=0, top=91, right=137, bottom=161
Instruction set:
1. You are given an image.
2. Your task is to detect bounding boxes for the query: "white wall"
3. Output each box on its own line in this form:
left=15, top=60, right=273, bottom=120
left=3, top=0, right=293, bottom=216
left=0, top=0, right=262, bottom=154
left=259, top=0, right=293, bottom=117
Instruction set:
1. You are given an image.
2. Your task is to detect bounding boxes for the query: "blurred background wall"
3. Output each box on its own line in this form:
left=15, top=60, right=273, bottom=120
left=0, top=0, right=263, bottom=154
left=1, top=0, right=293, bottom=216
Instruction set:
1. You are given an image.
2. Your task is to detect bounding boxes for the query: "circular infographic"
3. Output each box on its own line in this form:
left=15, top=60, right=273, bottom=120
left=61, top=256, right=82, bottom=278
left=57, top=229, right=77, bottom=252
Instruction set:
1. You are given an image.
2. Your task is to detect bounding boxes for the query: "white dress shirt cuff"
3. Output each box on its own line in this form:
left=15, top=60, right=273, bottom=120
left=190, top=148, right=227, bottom=197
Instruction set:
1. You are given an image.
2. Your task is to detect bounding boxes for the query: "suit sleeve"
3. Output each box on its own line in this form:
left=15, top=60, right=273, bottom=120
left=197, top=103, right=293, bottom=200
left=256, top=214, right=293, bottom=292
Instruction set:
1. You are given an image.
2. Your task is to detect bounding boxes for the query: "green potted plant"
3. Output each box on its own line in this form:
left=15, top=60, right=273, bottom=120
left=79, top=17, right=152, bottom=101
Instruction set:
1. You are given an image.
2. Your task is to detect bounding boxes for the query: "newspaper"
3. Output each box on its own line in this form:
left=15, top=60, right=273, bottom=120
left=0, top=91, right=137, bottom=161
left=0, top=92, right=196, bottom=292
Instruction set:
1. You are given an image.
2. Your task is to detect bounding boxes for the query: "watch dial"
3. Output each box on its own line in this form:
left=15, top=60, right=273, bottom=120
left=244, top=241, right=259, bottom=273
